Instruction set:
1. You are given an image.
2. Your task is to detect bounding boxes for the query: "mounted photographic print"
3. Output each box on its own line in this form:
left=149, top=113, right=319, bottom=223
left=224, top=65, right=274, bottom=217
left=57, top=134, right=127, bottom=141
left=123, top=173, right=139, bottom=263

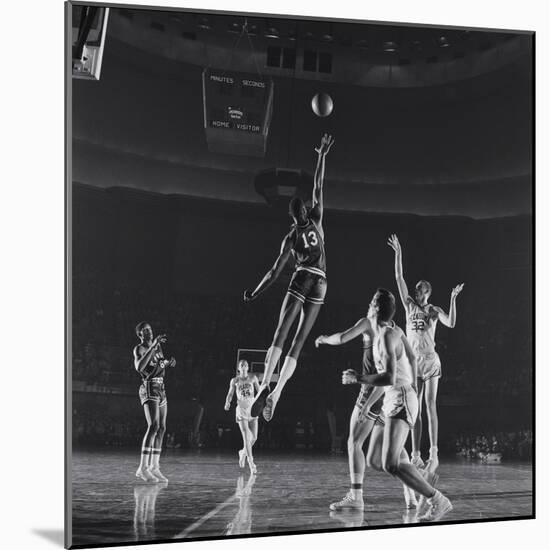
left=65, top=1, right=534, bottom=547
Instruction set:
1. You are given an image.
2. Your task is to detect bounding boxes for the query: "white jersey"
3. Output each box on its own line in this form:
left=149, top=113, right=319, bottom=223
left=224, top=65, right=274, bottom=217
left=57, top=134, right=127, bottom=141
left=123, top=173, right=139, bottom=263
left=406, top=298, right=438, bottom=355
left=235, top=376, right=255, bottom=409
left=373, top=326, right=414, bottom=388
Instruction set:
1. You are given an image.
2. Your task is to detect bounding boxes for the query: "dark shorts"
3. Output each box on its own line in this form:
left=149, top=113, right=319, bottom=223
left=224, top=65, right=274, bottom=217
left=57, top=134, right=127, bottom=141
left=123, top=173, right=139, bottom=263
left=287, top=268, right=327, bottom=305
left=139, top=381, right=167, bottom=407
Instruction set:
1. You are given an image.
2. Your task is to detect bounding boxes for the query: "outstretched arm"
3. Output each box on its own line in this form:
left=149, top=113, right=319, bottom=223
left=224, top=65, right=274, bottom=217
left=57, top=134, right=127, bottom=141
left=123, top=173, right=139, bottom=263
left=244, top=234, right=293, bottom=302
left=224, top=378, right=236, bottom=410
left=433, top=283, right=464, bottom=328
left=315, top=317, right=369, bottom=348
left=387, top=234, right=410, bottom=310
left=311, top=133, right=334, bottom=224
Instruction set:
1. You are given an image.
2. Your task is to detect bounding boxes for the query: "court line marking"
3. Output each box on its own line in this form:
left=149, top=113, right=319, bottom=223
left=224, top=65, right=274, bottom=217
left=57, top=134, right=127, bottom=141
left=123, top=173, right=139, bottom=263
left=174, top=494, right=237, bottom=539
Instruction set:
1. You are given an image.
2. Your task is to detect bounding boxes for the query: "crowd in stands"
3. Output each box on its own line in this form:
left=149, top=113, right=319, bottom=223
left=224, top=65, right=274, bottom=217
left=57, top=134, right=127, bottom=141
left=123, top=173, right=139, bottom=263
left=450, top=429, right=533, bottom=462
left=71, top=268, right=532, bottom=460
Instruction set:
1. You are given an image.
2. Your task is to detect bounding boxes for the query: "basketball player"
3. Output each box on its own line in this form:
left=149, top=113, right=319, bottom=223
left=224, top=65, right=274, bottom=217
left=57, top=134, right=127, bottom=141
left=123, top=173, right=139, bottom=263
left=388, top=234, right=464, bottom=472
left=225, top=360, right=261, bottom=474
left=244, top=133, right=334, bottom=422
left=315, top=317, right=417, bottom=511
left=343, top=288, right=452, bottom=521
left=134, top=322, right=176, bottom=482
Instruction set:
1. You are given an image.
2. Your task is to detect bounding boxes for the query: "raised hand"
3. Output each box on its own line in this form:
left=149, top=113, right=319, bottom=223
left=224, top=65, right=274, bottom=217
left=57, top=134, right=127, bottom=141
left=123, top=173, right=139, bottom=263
left=314, top=335, right=326, bottom=348
left=243, top=289, right=255, bottom=303
left=224, top=402, right=230, bottom=411
left=315, top=133, right=335, bottom=156
left=451, top=283, right=465, bottom=299
left=342, top=369, right=359, bottom=385
left=153, top=334, right=167, bottom=347
left=387, top=234, right=401, bottom=254
left=168, top=357, right=176, bottom=368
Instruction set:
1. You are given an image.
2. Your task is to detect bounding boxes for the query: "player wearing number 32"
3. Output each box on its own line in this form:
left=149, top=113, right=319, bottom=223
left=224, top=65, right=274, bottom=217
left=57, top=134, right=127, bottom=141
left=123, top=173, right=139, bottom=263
left=243, top=133, right=335, bottom=422
left=387, top=234, right=464, bottom=473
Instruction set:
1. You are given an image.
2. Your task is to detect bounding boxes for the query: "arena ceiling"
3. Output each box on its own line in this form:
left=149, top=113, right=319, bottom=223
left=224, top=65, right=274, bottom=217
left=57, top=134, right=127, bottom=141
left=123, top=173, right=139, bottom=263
left=71, top=6, right=533, bottom=218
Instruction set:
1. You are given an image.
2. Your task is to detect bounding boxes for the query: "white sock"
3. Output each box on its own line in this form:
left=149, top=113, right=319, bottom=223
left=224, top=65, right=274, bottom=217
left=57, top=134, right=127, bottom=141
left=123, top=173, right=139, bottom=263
left=429, top=446, right=438, bottom=459
left=150, top=449, right=161, bottom=469
left=139, top=448, right=151, bottom=470
left=275, top=356, right=298, bottom=394
left=412, top=451, right=421, bottom=459
left=264, top=346, right=282, bottom=385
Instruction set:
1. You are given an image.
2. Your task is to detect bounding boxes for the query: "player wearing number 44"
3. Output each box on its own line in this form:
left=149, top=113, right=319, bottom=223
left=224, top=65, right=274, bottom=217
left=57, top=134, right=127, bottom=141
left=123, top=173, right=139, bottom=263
left=387, top=234, right=464, bottom=473
left=243, top=133, right=335, bottom=422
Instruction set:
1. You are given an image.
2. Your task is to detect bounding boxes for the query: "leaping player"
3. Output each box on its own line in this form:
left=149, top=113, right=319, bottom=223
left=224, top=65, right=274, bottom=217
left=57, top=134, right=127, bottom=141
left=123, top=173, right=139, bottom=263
left=387, top=234, right=464, bottom=472
left=225, top=360, right=261, bottom=474
left=344, top=288, right=453, bottom=522
left=133, top=322, right=176, bottom=483
left=315, top=315, right=417, bottom=511
left=243, top=133, right=334, bottom=422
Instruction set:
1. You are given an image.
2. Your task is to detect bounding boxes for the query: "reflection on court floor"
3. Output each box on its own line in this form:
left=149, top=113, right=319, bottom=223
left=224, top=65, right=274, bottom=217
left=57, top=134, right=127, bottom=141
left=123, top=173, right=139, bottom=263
left=71, top=450, right=532, bottom=546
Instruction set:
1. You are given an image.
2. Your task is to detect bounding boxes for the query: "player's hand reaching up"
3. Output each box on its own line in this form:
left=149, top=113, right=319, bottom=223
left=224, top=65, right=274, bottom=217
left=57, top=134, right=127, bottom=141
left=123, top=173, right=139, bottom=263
left=243, top=289, right=257, bottom=303
left=342, top=369, right=359, bottom=385
left=315, top=133, right=335, bottom=156
left=451, top=283, right=465, bottom=299
left=224, top=401, right=230, bottom=411
left=153, top=334, right=167, bottom=347
left=314, top=335, right=326, bottom=348
left=387, top=234, right=402, bottom=254
left=167, top=357, right=176, bottom=368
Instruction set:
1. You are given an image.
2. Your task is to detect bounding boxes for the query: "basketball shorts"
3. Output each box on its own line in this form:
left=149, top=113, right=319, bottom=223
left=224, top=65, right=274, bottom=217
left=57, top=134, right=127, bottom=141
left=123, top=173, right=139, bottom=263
left=355, top=385, right=385, bottom=426
left=236, top=399, right=255, bottom=422
left=382, top=385, right=418, bottom=429
left=287, top=268, right=327, bottom=305
left=416, top=351, right=442, bottom=381
left=139, top=379, right=167, bottom=407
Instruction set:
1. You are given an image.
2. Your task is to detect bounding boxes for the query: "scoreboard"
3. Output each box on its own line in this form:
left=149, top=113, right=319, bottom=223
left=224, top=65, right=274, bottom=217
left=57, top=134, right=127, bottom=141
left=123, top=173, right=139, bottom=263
left=202, top=69, right=274, bottom=157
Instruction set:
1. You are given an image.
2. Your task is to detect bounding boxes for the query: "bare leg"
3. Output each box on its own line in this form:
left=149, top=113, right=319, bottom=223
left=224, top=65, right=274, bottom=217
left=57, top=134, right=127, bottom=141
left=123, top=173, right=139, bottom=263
left=347, top=408, right=375, bottom=487
left=238, top=420, right=256, bottom=473
left=249, top=418, right=258, bottom=448
left=411, top=379, right=425, bottom=466
left=366, top=423, right=415, bottom=507
left=366, top=424, right=385, bottom=471
left=150, top=403, right=168, bottom=481
left=329, top=408, right=374, bottom=511
left=263, top=294, right=302, bottom=385
left=382, top=418, right=436, bottom=498
left=137, top=401, right=160, bottom=482
left=424, top=377, right=440, bottom=471
left=264, top=301, right=321, bottom=420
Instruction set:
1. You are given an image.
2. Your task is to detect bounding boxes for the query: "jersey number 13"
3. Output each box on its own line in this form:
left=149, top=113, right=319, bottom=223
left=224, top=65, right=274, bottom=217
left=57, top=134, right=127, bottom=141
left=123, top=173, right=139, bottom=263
left=301, top=231, right=319, bottom=249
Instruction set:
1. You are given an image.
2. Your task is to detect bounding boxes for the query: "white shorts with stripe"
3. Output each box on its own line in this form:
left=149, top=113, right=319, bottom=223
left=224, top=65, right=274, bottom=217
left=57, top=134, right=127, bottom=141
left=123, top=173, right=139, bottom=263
left=381, top=384, right=419, bottom=429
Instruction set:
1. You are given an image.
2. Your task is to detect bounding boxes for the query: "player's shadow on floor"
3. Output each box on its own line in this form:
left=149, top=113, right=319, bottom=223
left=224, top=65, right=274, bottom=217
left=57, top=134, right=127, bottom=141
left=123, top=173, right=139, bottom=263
left=33, top=529, right=64, bottom=547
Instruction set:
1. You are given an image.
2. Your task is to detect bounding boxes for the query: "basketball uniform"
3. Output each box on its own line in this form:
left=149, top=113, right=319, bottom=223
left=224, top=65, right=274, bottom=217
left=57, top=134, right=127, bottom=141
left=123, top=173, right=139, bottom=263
left=287, top=214, right=327, bottom=305
left=406, top=298, right=442, bottom=381
left=137, top=344, right=167, bottom=407
left=373, top=327, right=418, bottom=429
left=355, top=332, right=385, bottom=425
left=235, top=376, right=256, bottom=422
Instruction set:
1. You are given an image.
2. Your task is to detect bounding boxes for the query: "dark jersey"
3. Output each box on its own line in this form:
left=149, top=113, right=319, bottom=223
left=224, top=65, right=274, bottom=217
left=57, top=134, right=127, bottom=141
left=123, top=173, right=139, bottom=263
left=136, top=344, right=166, bottom=382
left=290, top=216, right=326, bottom=276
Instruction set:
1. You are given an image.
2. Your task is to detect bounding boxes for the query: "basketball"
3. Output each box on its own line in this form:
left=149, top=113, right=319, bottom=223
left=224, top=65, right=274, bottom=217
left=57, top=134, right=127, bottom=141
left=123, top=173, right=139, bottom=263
left=311, top=93, right=334, bottom=117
